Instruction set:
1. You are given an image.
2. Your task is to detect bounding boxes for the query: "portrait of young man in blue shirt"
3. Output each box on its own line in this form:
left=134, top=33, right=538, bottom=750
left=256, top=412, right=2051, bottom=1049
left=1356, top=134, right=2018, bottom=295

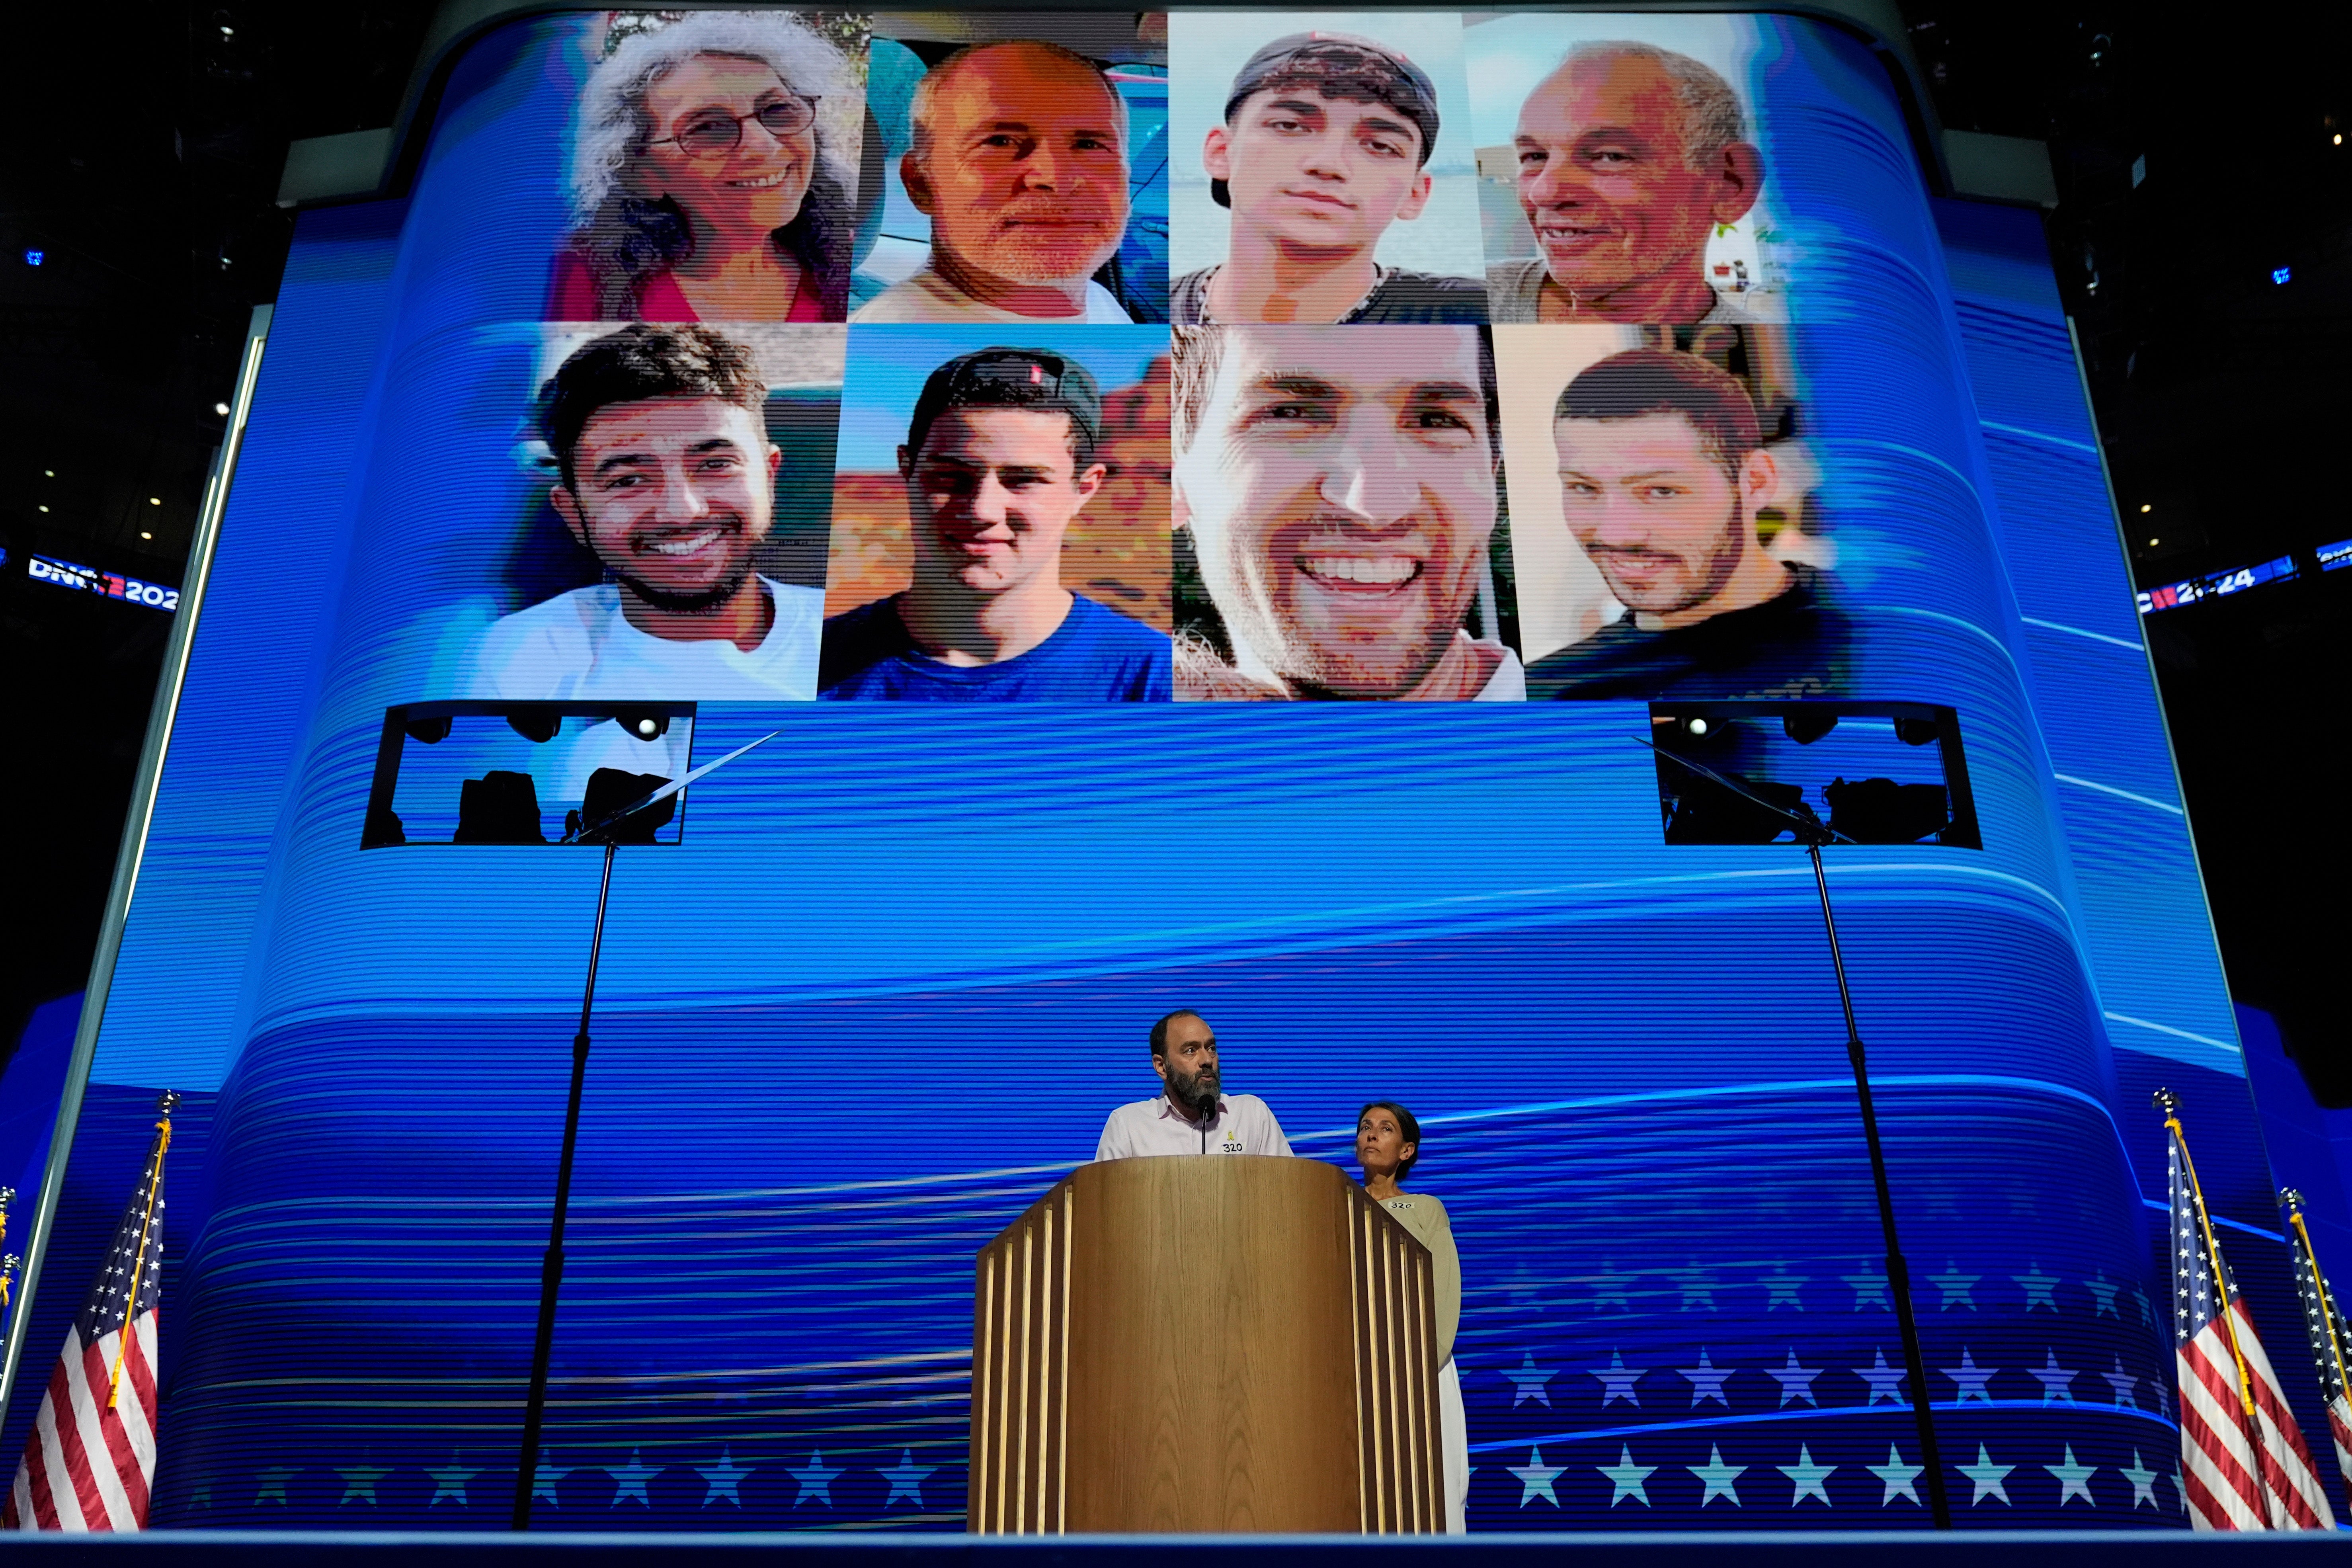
left=818, top=346, right=1172, bottom=699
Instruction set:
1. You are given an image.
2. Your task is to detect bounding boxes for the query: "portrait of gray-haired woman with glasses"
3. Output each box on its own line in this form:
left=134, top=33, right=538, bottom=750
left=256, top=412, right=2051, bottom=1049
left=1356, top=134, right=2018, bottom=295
left=552, top=11, right=863, bottom=322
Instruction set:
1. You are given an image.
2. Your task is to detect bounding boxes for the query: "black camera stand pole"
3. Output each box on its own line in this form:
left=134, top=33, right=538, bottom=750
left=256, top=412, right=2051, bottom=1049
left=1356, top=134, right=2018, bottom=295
left=1649, top=739, right=1952, bottom=1529
left=509, top=834, right=615, bottom=1531
left=507, top=730, right=776, bottom=1529
left=1802, top=828, right=1952, bottom=1529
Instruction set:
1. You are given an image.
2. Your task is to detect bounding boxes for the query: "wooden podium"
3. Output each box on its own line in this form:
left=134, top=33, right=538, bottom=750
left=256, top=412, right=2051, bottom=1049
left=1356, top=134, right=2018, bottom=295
left=968, top=1156, right=1442, bottom=1534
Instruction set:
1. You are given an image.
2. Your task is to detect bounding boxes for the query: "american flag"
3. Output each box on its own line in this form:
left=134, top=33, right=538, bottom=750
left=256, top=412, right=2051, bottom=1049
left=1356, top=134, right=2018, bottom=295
left=4, top=1093, right=176, bottom=1533
left=2162, top=1093, right=2334, bottom=1531
left=2280, top=1189, right=2352, bottom=1513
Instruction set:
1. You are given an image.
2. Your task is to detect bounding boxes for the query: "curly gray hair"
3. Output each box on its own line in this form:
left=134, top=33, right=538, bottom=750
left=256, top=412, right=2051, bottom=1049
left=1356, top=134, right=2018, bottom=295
left=567, top=11, right=862, bottom=318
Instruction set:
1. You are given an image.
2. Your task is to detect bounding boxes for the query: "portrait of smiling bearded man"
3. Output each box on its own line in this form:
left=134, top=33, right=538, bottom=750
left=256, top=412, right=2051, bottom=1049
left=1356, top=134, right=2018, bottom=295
left=1526, top=344, right=1851, bottom=699
left=1169, top=324, right=1524, bottom=701
left=471, top=322, right=825, bottom=703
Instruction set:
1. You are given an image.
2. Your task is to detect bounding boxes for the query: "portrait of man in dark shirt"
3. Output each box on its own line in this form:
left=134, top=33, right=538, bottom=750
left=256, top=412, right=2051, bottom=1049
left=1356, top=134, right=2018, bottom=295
left=1524, top=346, right=1850, bottom=700
left=1170, top=32, right=1487, bottom=327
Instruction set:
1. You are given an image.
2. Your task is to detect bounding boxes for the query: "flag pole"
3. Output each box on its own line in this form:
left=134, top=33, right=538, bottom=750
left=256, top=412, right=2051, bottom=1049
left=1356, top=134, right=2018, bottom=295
left=0, top=1188, right=14, bottom=1342
left=2279, top=1187, right=2352, bottom=1513
left=2158, top=1089, right=2284, bottom=1527
left=2159, top=1094, right=2261, bottom=1425
left=106, top=1092, right=177, bottom=1410
left=2280, top=1193, right=2352, bottom=1410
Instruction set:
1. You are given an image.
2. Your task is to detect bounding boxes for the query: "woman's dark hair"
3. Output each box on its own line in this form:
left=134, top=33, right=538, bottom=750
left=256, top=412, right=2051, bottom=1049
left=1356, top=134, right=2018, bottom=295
left=1357, top=1099, right=1422, bottom=1182
left=575, top=161, right=853, bottom=322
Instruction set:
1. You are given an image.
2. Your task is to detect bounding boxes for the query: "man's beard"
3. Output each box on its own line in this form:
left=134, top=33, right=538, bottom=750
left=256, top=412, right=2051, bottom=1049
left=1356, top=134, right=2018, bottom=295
left=1232, top=547, right=1467, bottom=699
left=1597, top=499, right=1745, bottom=617
left=616, top=564, right=753, bottom=617
left=965, top=215, right=1120, bottom=286
left=1168, top=1062, right=1220, bottom=1118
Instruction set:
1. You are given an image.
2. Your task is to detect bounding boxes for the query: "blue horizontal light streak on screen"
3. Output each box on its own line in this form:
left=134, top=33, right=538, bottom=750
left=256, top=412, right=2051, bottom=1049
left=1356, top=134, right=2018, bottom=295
left=1475, top=1400, right=2177, bottom=1454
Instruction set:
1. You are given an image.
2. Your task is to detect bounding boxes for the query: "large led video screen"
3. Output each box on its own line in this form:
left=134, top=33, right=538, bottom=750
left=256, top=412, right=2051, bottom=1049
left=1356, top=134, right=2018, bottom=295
left=11, top=4, right=2293, bottom=1537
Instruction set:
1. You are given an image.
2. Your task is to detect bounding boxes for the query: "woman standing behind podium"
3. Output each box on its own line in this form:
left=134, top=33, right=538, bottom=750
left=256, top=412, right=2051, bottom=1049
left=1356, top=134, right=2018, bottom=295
left=1355, top=1100, right=1466, bottom=1533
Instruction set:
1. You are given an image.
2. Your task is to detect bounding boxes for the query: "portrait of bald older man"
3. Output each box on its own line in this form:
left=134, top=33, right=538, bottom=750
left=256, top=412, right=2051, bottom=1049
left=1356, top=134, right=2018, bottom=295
left=1487, top=42, right=1770, bottom=325
left=853, top=40, right=1140, bottom=324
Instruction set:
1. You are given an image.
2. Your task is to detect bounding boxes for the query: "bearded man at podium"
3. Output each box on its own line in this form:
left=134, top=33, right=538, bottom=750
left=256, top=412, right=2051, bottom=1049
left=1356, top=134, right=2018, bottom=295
left=1095, top=1009, right=1294, bottom=1160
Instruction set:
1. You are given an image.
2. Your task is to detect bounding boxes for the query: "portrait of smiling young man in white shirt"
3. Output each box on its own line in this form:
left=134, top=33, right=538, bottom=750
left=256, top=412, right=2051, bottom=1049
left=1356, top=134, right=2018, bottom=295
left=472, top=322, right=824, bottom=702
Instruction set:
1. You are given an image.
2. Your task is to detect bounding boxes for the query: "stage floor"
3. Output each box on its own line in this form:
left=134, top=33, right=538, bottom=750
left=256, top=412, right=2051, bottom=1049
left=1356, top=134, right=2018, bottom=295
left=0, top=1532, right=2343, bottom=1561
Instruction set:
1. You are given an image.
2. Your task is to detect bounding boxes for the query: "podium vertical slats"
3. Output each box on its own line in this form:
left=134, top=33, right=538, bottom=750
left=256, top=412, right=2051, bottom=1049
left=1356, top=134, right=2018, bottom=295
left=1337, top=1184, right=1443, bottom=1537
left=1383, top=1222, right=1401, bottom=1533
left=1054, top=1183, right=1073, bottom=1532
left=973, top=1248, right=997, bottom=1532
left=977, top=1161, right=1439, bottom=1533
left=972, top=1176, right=1081, bottom=1536
left=1413, top=1240, right=1431, bottom=1525
left=1405, top=1243, right=1430, bottom=1529
left=1364, top=1213, right=1373, bottom=1523
left=1411, top=1241, right=1430, bottom=1523
left=1347, top=1191, right=1368, bottom=1533
left=995, top=1228, right=1013, bottom=1531
left=1013, top=1224, right=1033, bottom=1530
left=1386, top=1226, right=1407, bottom=1533
left=1036, top=1219, right=1054, bottom=1531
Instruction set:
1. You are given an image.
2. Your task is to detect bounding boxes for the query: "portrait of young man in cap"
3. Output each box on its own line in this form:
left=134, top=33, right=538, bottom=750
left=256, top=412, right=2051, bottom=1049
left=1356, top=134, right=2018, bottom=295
left=819, top=345, right=1171, bottom=700
left=1171, top=32, right=1487, bottom=326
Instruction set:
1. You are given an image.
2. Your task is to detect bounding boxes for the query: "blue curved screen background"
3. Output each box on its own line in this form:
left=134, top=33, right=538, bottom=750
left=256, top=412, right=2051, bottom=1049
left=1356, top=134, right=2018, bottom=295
left=8, top=8, right=2311, bottom=1535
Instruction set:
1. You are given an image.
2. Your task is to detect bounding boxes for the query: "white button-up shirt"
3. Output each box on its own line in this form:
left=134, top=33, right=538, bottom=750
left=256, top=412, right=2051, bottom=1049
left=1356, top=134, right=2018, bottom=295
left=1094, top=1093, right=1294, bottom=1162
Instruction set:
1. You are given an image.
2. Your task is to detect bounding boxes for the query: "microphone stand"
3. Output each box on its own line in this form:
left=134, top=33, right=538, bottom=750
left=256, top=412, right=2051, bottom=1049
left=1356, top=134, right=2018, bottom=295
left=510, top=731, right=776, bottom=1530
left=1645, top=740, right=1953, bottom=1529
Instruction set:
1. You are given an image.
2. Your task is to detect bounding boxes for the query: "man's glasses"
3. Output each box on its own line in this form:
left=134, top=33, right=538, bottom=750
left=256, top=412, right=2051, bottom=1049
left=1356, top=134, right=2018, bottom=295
left=648, top=95, right=820, bottom=160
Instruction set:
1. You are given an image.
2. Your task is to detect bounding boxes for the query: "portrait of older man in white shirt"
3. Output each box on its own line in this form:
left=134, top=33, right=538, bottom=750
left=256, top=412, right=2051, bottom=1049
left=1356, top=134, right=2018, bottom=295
left=854, top=40, right=1138, bottom=324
